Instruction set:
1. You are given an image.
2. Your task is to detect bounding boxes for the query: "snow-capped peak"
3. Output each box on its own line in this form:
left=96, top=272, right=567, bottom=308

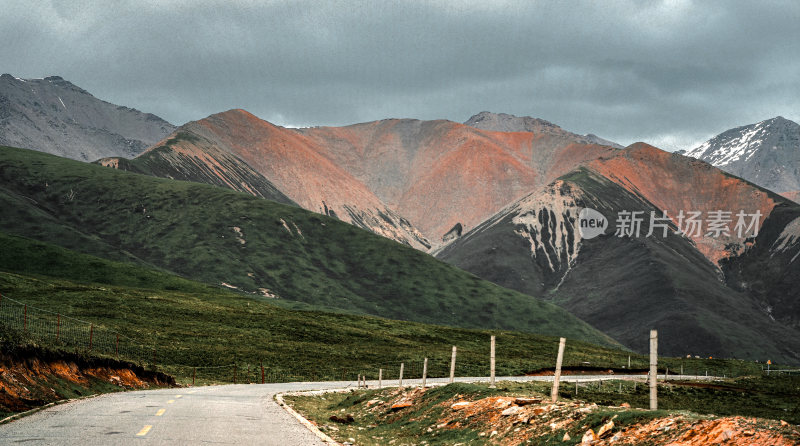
left=686, top=117, right=788, bottom=167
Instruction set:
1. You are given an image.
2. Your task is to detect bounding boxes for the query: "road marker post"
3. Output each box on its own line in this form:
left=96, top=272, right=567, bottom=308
left=261, top=361, right=265, bottom=384
left=649, top=329, right=658, bottom=410
left=421, top=358, right=428, bottom=388
left=551, top=337, right=566, bottom=402
left=399, top=363, right=404, bottom=388
left=489, top=335, right=496, bottom=388
left=378, top=368, right=383, bottom=389
left=449, top=346, right=457, bottom=383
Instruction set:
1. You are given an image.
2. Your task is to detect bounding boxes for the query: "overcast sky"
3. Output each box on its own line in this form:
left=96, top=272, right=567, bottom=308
left=2, top=0, right=798, bottom=150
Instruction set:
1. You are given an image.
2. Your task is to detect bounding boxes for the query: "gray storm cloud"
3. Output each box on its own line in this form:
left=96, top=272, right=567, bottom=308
left=2, top=0, right=798, bottom=150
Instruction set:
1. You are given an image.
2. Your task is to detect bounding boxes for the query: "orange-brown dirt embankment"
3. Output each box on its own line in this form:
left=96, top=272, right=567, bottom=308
left=0, top=346, right=175, bottom=417
left=337, top=387, right=800, bottom=446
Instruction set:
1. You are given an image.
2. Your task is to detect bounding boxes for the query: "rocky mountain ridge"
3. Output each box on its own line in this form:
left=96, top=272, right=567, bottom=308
left=0, top=74, right=175, bottom=161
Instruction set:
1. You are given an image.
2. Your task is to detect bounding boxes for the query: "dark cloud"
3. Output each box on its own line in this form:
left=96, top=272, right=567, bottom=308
left=2, top=0, right=798, bottom=150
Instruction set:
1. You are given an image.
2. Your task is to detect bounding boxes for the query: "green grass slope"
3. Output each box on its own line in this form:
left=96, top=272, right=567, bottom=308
left=0, top=265, right=764, bottom=386
left=0, top=146, right=615, bottom=346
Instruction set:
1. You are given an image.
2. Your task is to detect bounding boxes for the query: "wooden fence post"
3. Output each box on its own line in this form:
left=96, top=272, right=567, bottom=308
left=261, top=361, right=265, bottom=384
left=233, top=363, right=237, bottom=384
left=649, top=329, right=658, bottom=410
left=399, top=363, right=404, bottom=388
left=551, top=337, right=566, bottom=402
left=421, top=358, right=428, bottom=389
left=449, top=346, right=457, bottom=383
left=490, top=335, right=496, bottom=388
left=378, top=368, right=383, bottom=389
left=192, top=367, right=196, bottom=387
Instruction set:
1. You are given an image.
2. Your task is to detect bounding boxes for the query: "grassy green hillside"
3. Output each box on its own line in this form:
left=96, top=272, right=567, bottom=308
left=0, top=245, right=765, bottom=386
left=0, top=146, right=615, bottom=346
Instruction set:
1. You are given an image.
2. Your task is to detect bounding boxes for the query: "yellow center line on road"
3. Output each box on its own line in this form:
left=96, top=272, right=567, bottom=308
left=167, top=399, right=175, bottom=404
left=155, top=408, right=166, bottom=416
left=136, top=425, right=152, bottom=437
left=188, top=390, right=197, bottom=394
left=175, top=395, right=183, bottom=398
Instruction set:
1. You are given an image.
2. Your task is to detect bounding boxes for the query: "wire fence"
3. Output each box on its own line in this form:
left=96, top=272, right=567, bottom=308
left=0, top=293, right=787, bottom=387
left=0, top=294, right=154, bottom=364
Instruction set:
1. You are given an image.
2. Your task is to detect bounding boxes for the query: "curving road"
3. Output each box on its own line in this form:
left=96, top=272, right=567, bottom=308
left=0, top=374, right=702, bottom=444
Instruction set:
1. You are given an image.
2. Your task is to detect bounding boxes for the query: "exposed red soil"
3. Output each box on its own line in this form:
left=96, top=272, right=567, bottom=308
left=0, top=349, right=174, bottom=416
left=348, top=387, right=799, bottom=445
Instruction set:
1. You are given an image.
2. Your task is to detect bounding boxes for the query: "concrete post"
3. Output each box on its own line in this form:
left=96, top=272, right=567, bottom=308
left=449, top=346, right=457, bottom=384
left=421, top=358, right=428, bottom=388
left=489, top=335, right=496, bottom=388
left=649, top=330, right=658, bottom=410
left=551, top=337, right=566, bottom=402
left=399, top=362, right=404, bottom=388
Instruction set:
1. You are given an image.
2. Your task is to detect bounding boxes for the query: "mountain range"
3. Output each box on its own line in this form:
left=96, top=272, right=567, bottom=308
left=1, top=75, right=798, bottom=363
left=99, top=109, right=620, bottom=249
left=99, top=110, right=800, bottom=362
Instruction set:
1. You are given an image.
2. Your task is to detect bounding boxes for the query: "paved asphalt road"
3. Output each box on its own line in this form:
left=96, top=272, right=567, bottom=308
left=0, top=374, right=701, bottom=445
